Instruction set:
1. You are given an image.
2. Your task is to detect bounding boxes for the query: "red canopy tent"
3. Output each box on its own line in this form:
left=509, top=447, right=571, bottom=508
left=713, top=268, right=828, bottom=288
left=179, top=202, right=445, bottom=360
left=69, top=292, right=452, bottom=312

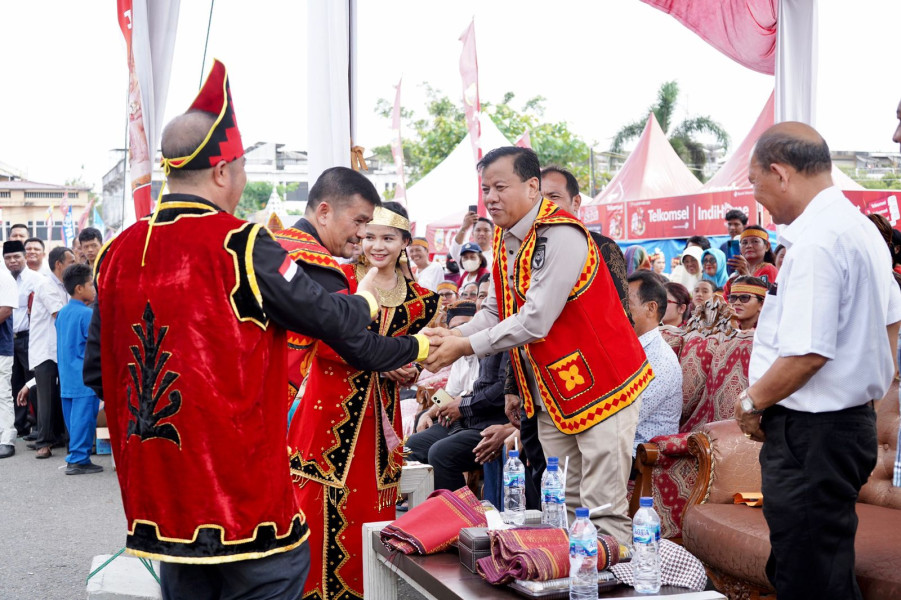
left=582, top=93, right=898, bottom=240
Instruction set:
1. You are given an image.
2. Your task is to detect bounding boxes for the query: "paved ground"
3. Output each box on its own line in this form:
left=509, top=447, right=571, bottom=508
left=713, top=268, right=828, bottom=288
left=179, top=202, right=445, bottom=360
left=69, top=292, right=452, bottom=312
left=0, top=438, right=422, bottom=599
left=0, top=439, right=123, bottom=599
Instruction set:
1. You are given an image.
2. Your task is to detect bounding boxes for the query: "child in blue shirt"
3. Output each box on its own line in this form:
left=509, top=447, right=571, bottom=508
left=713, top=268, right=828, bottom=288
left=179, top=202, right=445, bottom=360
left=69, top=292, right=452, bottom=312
left=56, top=263, right=102, bottom=475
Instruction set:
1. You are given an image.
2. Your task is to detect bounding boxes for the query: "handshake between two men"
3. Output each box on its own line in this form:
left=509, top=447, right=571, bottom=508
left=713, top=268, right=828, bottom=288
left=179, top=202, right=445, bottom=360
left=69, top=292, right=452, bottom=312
left=354, top=267, right=476, bottom=373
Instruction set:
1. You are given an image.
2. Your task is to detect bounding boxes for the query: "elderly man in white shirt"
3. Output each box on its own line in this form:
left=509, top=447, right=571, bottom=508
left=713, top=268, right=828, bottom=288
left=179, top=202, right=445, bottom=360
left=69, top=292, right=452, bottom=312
left=626, top=271, right=681, bottom=457
left=736, top=122, right=901, bottom=600
left=24, top=246, right=76, bottom=458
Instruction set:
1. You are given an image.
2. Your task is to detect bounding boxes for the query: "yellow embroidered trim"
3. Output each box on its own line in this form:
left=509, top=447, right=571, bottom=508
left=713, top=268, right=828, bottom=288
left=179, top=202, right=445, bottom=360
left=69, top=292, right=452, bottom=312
left=123, top=514, right=309, bottom=565
left=224, top=223, right=267, bottom=330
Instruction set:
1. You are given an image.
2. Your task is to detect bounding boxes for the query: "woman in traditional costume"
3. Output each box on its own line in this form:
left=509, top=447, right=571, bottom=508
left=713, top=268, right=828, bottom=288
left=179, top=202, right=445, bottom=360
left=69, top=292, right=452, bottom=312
left=288, top=202, right=438, bottom=600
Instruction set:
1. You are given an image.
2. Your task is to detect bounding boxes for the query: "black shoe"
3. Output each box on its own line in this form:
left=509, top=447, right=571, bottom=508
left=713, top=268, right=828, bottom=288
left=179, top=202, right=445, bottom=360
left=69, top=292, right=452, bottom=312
left=22, top=433, right=37, bottom=442
left=0, top=445, right=14, bottom=459
left=26, top=442, right=37, bottom=450
left=66, top=462, right=103, bottom=475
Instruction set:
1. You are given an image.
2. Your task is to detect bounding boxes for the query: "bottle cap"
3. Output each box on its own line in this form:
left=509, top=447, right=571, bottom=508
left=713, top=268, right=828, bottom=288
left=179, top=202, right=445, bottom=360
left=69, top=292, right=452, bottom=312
left=639, top=496, right=653, bottom=508
left=547, top=463, right=558, bottom=471
left=575, top=507, right=589, bottom=518
left=508, top=450, right=519, bottom=458
left=547, top=456, right=558, bottom=465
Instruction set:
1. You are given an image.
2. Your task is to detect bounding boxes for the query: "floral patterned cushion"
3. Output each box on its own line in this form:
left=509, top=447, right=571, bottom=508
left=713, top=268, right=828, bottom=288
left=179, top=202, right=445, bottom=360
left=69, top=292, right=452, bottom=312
left=682, top=332, right=753, bottom=432
left=678, top=334, right=719, bottom=431
left=650, top=432, right=691, bottom=456
left=650, top=452, right=700, bottom=539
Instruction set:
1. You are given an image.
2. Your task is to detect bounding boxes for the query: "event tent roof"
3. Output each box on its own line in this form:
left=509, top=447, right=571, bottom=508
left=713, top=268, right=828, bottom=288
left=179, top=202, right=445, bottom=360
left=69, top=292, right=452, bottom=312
left=589, top=113, right=702, bottom=205
left=406, top=116, right=513, bottom=232
left=703, top=91, right=863, bottom=191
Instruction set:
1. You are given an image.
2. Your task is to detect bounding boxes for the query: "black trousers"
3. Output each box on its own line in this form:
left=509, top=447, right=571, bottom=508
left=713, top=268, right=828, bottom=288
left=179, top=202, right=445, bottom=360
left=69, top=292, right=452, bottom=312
left=33, top=360, right=65, bottom=448
left=159, top=541, right=310, bottom=600
left=520, top=410, right=545, bottom=511
left=12, top=333, right=32, bottom=434
left=760, top=403, right=877, bottom=600
left=407, top=424, right=483, bottom=492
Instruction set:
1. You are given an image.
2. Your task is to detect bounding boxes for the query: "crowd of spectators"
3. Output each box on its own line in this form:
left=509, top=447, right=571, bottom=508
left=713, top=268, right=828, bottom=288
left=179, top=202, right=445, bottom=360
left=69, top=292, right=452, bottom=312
left=0, top=226, right=106, bottom=476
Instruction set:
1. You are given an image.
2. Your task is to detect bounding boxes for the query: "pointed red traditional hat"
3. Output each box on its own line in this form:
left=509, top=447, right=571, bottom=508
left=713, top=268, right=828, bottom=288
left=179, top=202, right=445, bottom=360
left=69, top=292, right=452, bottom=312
left=161, top=59, right=244, bottom=172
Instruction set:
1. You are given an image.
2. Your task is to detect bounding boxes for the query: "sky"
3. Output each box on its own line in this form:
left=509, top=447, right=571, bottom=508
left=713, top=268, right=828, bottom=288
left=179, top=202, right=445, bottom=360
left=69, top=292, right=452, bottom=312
left=0, top=1, right=898, bottom=194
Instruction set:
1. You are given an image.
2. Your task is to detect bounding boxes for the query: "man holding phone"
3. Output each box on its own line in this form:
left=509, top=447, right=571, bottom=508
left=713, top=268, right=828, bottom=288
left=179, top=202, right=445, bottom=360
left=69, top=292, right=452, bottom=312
left=450, top=207, right=494, bottom=268
left=720, top=208, right=748, bottom=273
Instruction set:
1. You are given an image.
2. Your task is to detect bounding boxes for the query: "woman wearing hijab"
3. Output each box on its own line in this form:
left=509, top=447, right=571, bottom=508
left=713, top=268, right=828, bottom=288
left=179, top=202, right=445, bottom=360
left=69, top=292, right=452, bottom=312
left=624, top=245, right=651, bottom=277
left=669, top=245, right=704, bottom=291
left=701, top=247, right=729, bottom=290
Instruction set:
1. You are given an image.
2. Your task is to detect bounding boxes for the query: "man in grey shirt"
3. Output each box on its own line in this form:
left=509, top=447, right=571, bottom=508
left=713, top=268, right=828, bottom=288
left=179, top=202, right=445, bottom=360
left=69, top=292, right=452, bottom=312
left=425, top=147, right=648, bottom=544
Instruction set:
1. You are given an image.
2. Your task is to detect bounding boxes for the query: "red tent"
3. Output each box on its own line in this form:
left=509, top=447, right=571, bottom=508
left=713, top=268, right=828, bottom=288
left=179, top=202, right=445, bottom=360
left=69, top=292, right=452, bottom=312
left=582, top=93, right=897, bottom=239
left=590, top=113, right=702, bottom=206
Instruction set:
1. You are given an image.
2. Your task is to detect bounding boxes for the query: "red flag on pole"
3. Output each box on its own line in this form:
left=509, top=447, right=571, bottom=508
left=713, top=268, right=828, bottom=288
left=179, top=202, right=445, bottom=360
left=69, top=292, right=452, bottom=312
left=78, top=197, right=95, bottom=231
left=117, top=0, right=153, bottom=219
left=459, top=18, right=484, bottom=214
left=390, top=79, right=407, bottom=206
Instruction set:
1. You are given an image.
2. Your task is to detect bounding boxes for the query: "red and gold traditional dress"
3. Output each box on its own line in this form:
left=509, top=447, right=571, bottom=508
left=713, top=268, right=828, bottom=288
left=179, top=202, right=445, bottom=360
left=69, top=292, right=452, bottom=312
left=287, top=263, right=437, bottom=600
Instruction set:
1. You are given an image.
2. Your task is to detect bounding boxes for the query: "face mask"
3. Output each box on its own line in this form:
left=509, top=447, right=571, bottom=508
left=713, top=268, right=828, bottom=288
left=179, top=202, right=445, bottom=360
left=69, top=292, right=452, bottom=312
left=461, top=258, right=480, bottom=273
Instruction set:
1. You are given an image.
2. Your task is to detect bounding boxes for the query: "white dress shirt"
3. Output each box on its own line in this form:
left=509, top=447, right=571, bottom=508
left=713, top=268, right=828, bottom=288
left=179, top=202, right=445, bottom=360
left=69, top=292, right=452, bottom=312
left=444, top=354, right=480, bottom=398
left=749, top=186, right=901, bottom=412
left=633, top=327, right=682, bottom=453
left=28, top=272, right=68, bottom=367
left=12, top=267, right=42, bottom=335
left=415, top=262, right=445, bottom=293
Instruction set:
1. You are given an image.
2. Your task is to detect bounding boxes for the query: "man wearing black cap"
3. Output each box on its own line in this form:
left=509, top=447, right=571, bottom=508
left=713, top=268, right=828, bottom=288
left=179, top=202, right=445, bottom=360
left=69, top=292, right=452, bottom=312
left=83, top=60, right=432, bottom=599
left=0, top=263, right=19, bottom=459
left=4, top=240, right=42, bottom=438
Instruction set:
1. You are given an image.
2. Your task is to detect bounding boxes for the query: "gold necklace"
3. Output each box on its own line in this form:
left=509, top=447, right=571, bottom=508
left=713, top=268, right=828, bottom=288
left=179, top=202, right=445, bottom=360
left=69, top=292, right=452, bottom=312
left=355, top=264, right=408, bottom=308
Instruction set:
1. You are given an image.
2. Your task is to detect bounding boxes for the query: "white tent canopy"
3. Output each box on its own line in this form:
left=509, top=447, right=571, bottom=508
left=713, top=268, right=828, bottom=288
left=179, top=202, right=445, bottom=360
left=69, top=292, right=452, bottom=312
left=406, top=116, right=512, bottom=233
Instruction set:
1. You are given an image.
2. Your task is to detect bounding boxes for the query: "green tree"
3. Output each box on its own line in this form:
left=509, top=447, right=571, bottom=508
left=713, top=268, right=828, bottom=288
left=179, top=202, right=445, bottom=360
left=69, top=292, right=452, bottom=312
left=237, top=181, right=272, bottom=220
left=610, top=81, right=730, bottom=181
left=373, top=87, right=592, bottom=191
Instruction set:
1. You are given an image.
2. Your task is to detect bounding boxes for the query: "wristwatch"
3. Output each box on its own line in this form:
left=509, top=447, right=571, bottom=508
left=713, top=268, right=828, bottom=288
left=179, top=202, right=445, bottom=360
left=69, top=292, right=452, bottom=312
left=739, top=389, right=764, bottom=415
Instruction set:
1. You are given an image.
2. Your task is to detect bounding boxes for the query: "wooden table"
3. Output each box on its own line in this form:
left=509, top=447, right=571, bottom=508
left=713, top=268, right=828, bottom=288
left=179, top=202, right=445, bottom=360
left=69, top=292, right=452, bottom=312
left=363, top=521, right=725, bottom=600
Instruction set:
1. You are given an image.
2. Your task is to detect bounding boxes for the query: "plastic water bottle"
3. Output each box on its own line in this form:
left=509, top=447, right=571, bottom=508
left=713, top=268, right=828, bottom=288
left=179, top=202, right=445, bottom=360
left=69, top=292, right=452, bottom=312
left=569, top=507, right=598, bottom=600
left=503, top=450, right=526, bottom=525
left=632, top=496, right=661, bottom=594
left=541, top=457, right=567, bottom=529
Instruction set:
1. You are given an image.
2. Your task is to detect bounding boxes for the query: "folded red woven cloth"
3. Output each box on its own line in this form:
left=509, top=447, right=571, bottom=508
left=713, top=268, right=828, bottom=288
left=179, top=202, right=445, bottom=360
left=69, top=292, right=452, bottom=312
left=476, top=527, right=620, bottom=585
left=380, top=487, right=487, bottom=554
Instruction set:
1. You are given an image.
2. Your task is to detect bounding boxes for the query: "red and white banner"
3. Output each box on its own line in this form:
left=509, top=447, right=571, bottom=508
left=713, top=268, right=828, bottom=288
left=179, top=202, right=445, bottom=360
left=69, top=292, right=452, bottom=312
left=581, top=190, right=757, bottom=240
left=390, top=78, right=407, bottom=205
left=583, top=188, right=901, bottom=241
left=116, top=0, right=179, bottom=224
left=459, top=18, right=483, bottom=214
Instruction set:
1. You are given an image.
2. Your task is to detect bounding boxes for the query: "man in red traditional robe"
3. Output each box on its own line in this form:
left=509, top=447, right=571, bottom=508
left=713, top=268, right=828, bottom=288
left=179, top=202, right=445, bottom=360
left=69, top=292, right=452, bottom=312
left=83, top=61, right=403, bottom=600
left=274, top=166, right=430, bottom=402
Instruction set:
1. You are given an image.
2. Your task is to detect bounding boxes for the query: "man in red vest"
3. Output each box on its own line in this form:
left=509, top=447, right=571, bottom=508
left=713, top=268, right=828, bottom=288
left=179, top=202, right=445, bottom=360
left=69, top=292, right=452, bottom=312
left=424, top=147, right=652, bottom=544
left=83, top=60, right=395, bottom=600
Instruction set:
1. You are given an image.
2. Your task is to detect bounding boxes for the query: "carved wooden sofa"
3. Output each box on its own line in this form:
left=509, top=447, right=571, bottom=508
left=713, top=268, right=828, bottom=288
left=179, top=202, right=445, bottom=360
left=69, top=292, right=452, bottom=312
left=631, top=301, right=753, bottom=541
left=682, top=381, right=901, bottom=600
